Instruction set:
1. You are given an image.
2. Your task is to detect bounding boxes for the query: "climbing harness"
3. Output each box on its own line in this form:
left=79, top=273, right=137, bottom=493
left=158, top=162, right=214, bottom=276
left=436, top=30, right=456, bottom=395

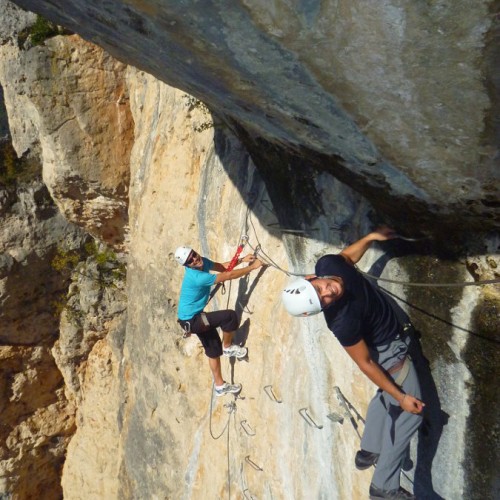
left=178, top=312, right=211, bottom=339
left=391, top=356, right=412, bottom=386
left=179, top=320, right=191, bottom=338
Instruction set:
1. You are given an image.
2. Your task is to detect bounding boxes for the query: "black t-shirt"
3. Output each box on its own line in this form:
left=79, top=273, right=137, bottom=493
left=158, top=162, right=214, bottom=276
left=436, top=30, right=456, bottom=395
left=315, top=254, right=401, bottom=348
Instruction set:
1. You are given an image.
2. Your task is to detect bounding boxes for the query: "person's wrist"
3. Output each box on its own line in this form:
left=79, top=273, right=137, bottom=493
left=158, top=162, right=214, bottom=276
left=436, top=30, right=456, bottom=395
left=399, top=393, right=407, bottom=406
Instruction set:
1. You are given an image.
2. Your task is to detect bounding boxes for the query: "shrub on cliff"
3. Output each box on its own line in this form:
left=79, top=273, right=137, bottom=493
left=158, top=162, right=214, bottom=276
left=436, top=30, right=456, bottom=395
left=0, top=140, right=41, bottom=186
left=51, top=241, right=126, bottom=323
left=17, top=15, right=71, bottom=49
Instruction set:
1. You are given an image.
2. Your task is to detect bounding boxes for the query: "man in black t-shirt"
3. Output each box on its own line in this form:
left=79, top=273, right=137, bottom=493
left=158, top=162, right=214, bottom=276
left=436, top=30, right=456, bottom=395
left=282, top=227, right=424, bottom=500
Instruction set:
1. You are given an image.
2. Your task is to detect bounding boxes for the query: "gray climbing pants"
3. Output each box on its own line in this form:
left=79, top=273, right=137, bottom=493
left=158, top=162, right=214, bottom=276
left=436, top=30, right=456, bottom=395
left=361, top=332, right=423, bottom=491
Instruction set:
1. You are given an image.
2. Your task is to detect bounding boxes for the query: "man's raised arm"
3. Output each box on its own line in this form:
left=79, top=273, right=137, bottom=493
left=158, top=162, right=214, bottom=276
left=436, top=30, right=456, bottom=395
left=340, top=226, right=396, bottom=265
left=214, top=258, right=263, bottom=283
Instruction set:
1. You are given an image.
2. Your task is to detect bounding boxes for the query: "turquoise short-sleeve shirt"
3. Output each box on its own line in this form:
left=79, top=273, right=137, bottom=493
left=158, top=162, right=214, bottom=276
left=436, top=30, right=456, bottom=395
left=177, top=257, right=217, bottom=320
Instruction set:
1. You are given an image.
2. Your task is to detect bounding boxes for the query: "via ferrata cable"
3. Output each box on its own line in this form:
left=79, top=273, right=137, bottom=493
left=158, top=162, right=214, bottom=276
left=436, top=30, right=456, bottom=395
left=245, top=211, right=500, bottom=287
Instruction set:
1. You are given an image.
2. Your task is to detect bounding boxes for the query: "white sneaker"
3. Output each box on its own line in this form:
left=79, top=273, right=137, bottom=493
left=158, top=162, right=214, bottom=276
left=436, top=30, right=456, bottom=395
left=223, top=344, right=248, bottom=359
left=215, top=382, right=242, bottom=397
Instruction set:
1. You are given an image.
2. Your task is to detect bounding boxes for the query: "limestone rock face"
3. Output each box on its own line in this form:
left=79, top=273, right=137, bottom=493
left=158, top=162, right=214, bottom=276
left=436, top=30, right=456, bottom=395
left=0, top=181, right=84, bottom=345
left=52, top=253, right=127, bottom=403
left=0, top=3, right=498, bottom=500
left=0, top=180, right=85, bottom=498
left=0, top=5, right=129, bottom=497
left=118, top=69, right=500, bottom=500
left=0, top=0, right=35, bottom=45
left=55, top=271, right=126, bottom=499
left=0, top=346, right=75, bottom=499
left=9, top=0, right=500, bottom=234
left=0, top=30, right=133, bottom=247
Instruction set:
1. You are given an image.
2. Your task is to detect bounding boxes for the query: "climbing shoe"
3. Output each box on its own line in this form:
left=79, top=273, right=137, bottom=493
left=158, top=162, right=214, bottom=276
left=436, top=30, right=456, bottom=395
left=355, top=449, right=380, bottom=470
left=369, top=484, right=416, bottom=499
left=222, top=344, right=248, bottom=359
left=214, top=382, right=242, bottom=397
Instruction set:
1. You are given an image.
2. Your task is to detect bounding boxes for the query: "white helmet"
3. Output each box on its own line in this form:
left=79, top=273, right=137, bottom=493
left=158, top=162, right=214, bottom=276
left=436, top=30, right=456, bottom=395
left=175, top=246, right=193, bottom=266
left=282, top=278, right=322, bottom=317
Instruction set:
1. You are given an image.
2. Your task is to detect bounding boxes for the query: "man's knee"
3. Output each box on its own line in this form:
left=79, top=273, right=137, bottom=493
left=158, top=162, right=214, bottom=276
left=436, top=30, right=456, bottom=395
left=220, top=310, right=239, bottom=331
left=205, top=346, right=222, bottom=358
left=196, top=329, right=223, bottom=358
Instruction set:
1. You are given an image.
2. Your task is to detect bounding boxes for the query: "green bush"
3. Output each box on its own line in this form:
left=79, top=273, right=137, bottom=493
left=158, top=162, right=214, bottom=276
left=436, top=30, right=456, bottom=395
left=17, top=15, right=70, bottom=49
left=0, top=140, right=42, bottom=186
left=84, top=240, right=126, bottom=285
left=30, top=15, right=59, bottom=46
left=51, top=241, right=126, bottom=322
left=51, top=247, right=80, bottom=273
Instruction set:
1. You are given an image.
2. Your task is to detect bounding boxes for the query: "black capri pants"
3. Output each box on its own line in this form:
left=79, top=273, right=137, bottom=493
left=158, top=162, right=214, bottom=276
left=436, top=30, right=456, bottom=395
left=178, top=309, right=239, bottom=358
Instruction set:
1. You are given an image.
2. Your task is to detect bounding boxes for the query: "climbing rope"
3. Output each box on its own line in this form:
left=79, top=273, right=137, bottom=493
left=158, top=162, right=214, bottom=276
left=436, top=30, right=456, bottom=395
left=208, top=381, right=234, bottom=440
left=205, top=227, right=253, bottom=497
left=208, top=382, right=238, bottom=499
left=245, top=211, right=305, bottom=277
left=357, top=268, right=500, bottom=287
left=244, top=209, right=500, bottom=287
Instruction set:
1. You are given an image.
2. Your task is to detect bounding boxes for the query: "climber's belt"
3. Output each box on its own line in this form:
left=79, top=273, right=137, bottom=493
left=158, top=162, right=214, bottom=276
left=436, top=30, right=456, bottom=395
left=388, top=355, right=412, bottom=386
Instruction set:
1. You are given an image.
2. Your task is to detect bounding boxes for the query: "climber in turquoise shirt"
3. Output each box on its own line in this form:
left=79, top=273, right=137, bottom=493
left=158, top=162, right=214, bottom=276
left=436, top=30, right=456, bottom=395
left=175, top=246, right=263, bottom=397
left=177, top=257, right=217, bottom=320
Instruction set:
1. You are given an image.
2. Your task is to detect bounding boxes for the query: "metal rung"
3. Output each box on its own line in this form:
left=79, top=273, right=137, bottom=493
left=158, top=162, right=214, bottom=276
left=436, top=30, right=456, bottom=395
left=243, top=489, right=255, bottom=500
left=264, top=385, right=282, bottom=403
left=299, top=407, right=323, bottom=429
left=245, top=456, right=263, bottom=471
left=240, top=419, right=256, bottom=436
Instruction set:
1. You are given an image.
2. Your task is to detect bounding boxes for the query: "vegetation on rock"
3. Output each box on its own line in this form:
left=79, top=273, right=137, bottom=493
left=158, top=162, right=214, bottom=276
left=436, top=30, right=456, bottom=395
left=51, top=240, right=126, bottom=324
left=0, top=140, right=41, bottom=185
left=17, top=14, right=70, bottom=49
left=182, top=94, right=214, bottom=133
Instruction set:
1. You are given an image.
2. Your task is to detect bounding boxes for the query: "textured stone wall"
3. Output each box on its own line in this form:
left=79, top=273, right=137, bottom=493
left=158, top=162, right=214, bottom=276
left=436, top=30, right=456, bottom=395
left=0, top=178, right=85, bottom=497
left=0, top=4, right=128, bottom=497
left=9, top=0, right=500, bottom=235
left=0, top=2, right=498, bottom=500
left=0, top=19, right=133, bottom=247
left=119, top=70, right=499, bottom=499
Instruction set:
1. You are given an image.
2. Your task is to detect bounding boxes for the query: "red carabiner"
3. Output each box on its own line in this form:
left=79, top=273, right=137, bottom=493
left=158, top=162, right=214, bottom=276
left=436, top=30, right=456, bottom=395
left=226, top=235, right=248, bottom=271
